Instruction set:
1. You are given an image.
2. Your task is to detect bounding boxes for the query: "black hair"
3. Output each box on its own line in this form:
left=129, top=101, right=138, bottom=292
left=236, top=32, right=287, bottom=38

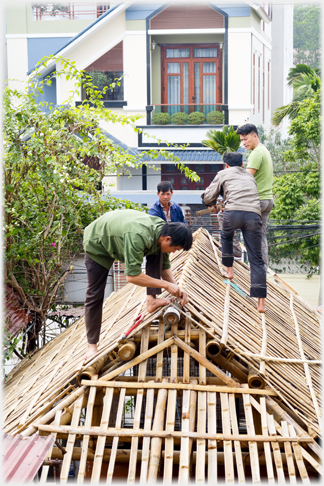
left=223, top=152, right=243, bottom=167
left=160, top=222, right=193, bottom=251
left=236, top=123, right=258, bottom=136
left=157, top=181, right=173, bottom=193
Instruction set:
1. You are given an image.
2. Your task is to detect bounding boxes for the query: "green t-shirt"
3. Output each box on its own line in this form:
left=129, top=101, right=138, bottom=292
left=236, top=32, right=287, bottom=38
left=83, top=209, right=171, bottom=276
left=247, top=143, right=273, bottom=200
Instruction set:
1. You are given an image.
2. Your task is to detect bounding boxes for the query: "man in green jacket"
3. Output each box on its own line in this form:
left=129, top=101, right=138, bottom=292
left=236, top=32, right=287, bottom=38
left=83, top=209, right=192, bottom=361
left=236, top=124, right=274, bottom=268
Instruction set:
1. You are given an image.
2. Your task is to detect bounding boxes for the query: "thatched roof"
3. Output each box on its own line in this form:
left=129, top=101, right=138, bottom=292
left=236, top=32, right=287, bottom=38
left=3, top=228, right=322, bottom=482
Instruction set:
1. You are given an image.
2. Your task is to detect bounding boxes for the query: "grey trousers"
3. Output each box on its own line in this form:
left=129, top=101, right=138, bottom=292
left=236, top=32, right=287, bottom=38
left=217, top=211, right=242, bottom=257
left=260, top=199, right=275, bottom=269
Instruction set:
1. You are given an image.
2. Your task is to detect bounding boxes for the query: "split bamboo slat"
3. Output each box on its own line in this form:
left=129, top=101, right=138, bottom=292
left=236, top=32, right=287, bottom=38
left=147, top=381, right=168, bottom=481
left=242, top=385, right=261, bottom=483
left=220, top=393, right=235, bottom=483
left=77, top=377, right=98, bottom=483
left=178, top=389, right=191, bottom=483
left=288, top=424, right=311, bottom=484
left=139, top=386, right=154, bottom=484
left=228, top=394, right=245, bottom=483
left=183, top=313, right=191, bottom=384
left=128, top=324, right=150, bottom=483
left=207, top=392, right=217, bottom=483
left=267, top=414, right=286, bottom=483
left=106, top=388, right=126, bottom=483
left=91, top=387, right=114, bottom=483
left=39, top=410, right=62, bottom=483
left=281, top=420, right=297, bottom=483
left=196, top=391, right=207, bottom=482
left=259, top=397, right=275, bottom=484
left=60, top=395, right=84, bottom=483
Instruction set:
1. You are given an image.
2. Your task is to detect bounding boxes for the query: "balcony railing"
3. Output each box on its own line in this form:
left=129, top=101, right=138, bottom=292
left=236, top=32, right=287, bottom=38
left=32, top=4, right=109, bottom=21
left=151, top=104, right=226, bottom=125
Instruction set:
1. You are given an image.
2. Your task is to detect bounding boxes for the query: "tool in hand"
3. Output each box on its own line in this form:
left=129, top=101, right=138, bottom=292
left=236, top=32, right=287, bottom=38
left=121, top=312, right=145, bottom=340
left=196, top=200, right=224, bottom=216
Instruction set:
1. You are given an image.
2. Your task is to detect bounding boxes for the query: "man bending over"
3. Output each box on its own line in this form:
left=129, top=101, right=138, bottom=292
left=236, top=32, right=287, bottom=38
left=202, top=152, right=266, bottom=313
left=83, top=209, right=192, bottom=361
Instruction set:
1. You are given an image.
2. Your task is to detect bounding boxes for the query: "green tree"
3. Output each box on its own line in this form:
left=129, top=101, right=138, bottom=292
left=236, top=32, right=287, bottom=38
left=201, top=126, right=241, bottom=155
left=271, top=64, right=321, bottom=127
left=294, top=4, right=321, bottom=68
left=4, top=56, right=198, bottom=354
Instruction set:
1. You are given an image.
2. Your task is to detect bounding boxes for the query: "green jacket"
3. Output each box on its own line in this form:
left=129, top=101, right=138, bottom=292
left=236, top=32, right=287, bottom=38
left=83, top=209, right=171, bottom=276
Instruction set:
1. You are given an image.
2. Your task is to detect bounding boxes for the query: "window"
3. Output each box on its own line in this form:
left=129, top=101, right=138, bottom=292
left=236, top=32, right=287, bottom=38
left=83, top=42, right=123, bottom=101
left=33, top=3, right=109, bottom=21
left=161, top=44, right=222, bottom=117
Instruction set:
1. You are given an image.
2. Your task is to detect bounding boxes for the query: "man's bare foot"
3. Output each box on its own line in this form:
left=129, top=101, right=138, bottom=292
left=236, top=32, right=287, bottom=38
left=147, top=296, right=171, bottom=313
left=83, top=343, right=98, bottom=363
left=257, top=298, right=266, bottom=313
left=226, top=267, right=234, bottom=279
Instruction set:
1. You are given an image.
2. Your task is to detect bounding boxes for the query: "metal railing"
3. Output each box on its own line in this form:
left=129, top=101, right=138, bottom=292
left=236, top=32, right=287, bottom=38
left=32, top=3, right=109, bottom=21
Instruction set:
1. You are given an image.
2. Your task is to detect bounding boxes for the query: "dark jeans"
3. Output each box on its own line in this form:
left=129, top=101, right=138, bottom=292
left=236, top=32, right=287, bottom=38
left=84, top=252, right=163, bottom=344
left=221, top=211, right=267, bottom=298
left=260, top=199, right=274, bottom=269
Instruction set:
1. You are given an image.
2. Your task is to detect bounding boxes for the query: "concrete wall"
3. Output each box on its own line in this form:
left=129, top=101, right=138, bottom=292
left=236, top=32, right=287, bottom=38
left=267, top=274, right=321, bottom=307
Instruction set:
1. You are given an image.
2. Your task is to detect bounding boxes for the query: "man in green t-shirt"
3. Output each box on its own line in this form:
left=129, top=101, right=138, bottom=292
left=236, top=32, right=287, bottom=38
left=83, top=209, right=192, bottom=361
left=236, top=124, right=274, bottom=268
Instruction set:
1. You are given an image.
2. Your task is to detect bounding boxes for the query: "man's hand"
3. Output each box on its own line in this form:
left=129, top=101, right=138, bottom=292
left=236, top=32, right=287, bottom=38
left=164, top=281, right=182, bottom=298
left=179, top=290, right=189, bottom=307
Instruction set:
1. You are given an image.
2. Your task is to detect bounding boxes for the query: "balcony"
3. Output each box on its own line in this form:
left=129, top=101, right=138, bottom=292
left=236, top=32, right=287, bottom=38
left=150, top=103, right=226, bottom=126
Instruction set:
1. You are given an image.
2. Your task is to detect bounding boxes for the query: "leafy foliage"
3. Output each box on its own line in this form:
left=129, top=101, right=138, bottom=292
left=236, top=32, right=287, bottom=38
left=201, top=126, right=241, bottom=156
left=206, top=110, right=224, bottom=124
left=187, top=112, right=205, bottom=125
left=171, top=112, right=188, bottom=125
left=4, top=55, right=198, bottom=354
left=257, top=126, right=292, bottom=171
left=272, top=64, right=321, bottom=127
left=269, top=168, right=320, bottom=274
left=152, top=112, right=171, bottom=125
left=294, top=4, right=321, bottom=68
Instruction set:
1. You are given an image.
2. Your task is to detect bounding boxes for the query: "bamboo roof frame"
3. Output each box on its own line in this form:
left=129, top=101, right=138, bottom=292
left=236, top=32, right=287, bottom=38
left=3, top=228, right=322, bottom=482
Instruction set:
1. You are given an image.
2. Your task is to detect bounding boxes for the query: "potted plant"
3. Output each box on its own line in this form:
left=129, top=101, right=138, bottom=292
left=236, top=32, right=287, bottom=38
left=188, top=112, right=206, bottom=125
left=206, top=110, right=225, bottom=124
left=171, top=112, right=188, bottom=125
left=152, top=112, right=171, bottom=125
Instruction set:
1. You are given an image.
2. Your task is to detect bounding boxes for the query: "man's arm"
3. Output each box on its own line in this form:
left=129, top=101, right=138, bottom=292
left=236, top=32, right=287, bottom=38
left=201, top=174, right=223, bottom=206
left=246, top=167, right=257, bottom=176
left=126, top=273, right=182, bottom=298
left=161, top=268, right=188, bottom=306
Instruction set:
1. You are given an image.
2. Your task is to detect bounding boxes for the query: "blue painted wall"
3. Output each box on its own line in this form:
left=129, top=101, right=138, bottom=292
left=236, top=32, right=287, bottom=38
left=27, top=37, right=72, bottom=71
left=32, top=70, right=57, bottom=112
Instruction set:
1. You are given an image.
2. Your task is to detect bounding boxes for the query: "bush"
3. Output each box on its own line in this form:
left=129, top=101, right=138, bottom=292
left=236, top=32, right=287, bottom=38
left=188, top=112, right=206, bottom=125
left=152, top=112, right=171, bottom=125
left=171, top=112, right=188, bottom=125
left=206, top=110, right=224, bottom=124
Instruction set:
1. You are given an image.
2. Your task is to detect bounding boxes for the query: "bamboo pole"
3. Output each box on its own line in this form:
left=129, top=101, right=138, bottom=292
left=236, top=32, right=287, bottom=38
left=259, top=313, right=267, bottom=375
left=221, top=283, right=231, bottom=346
left=147, top=382, right=168, bottom=481
left=267, top=413, right=286, bottom=483
left=207, top=392, right=217, bottom=483
left=39, top=410, right=62, bottom=483
left=178, top=389, right=191, bottom=483
left=260, top=397, right=275, bottom=484
left=281, top=420, right=297, bottom=483
left=60, top=395, right=83, bottom=483
left=228, top=393, right=245, bottom=483
left=220, top=393, right=235, bottom=483
left=156, top=320, right=165, bottom=383
left=163, top=388, right=177, bottom=483
left=106, top=388, right=126, bottom=483
left=139, top=386, right=154, bottom=484
left=242, top=386, right=261, bottom=483
left=183, top=313, right=191, bottom=384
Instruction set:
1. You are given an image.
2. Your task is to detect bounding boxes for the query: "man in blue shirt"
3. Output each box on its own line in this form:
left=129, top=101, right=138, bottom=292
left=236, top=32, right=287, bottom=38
left=148, top=181, right=187, bottom=224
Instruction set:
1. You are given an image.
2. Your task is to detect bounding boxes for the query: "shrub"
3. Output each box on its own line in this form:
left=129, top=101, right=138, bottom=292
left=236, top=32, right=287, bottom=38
left=188, top=112, right=206, bottom=125
left=206, top=110, right=225, bottom=124
left=171, top=112, right=188, bottom=125
left=152, top=112, right=171, bottom=125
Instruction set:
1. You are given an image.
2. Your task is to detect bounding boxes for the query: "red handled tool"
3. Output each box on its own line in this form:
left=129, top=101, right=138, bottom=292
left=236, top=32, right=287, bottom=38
left=121, top=312, right=145, bottom=340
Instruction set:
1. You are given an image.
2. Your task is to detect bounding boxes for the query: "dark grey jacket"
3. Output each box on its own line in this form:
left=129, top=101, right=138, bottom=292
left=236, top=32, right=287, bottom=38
left=202, top=166, right=261, bottom=216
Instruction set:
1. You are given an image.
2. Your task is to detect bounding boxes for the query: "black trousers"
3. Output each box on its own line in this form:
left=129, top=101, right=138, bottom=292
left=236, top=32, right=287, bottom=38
left=221, top=211, right=267, bottom=298
left=84, top=253, right=162, bottom=344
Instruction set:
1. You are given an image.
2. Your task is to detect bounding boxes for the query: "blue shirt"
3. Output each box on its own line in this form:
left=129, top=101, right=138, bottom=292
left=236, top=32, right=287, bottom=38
left=148, top=200, right=187, bottom=224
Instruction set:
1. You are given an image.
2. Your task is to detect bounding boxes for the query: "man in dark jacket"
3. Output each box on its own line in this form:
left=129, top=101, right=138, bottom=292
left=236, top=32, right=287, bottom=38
left=148, top=181, right=187, bottom=224
left=202, top=152, right=266, bottom=313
